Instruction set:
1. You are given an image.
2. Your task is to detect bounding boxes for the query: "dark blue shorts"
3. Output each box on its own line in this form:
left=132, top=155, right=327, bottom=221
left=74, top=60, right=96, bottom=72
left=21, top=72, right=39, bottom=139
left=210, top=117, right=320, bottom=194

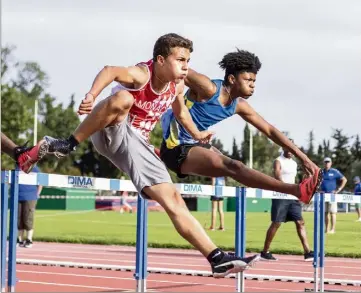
left=160, top=140, right=212, bottom=178
left=271, top=199, right=303, bottom=223
left=210, top=196, right=224, bottom=201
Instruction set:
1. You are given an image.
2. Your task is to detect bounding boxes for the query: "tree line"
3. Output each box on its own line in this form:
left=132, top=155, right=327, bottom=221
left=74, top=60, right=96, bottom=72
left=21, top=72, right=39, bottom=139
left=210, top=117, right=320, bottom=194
left=2, top=46, right=360, bottom=190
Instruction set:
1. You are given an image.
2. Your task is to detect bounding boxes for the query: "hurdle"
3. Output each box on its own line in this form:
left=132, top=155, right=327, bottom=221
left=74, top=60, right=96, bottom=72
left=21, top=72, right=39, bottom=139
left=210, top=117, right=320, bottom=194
left=1, top=171, right=361, bottom=292
left=0, top=171, right=10, bottom=292
left=1, top=170, right=20, bottom=292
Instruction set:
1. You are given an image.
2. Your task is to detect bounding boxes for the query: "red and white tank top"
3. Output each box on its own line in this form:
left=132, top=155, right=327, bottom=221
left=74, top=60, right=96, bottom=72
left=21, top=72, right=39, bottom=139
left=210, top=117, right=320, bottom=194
left=111, top=60, right=177, bottom=141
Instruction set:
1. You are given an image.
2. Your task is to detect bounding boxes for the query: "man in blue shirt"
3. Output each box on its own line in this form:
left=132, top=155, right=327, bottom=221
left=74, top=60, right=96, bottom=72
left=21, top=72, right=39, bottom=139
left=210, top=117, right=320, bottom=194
left=354, top=176, right=361, bottom=222
left=320, top=157, right=347, bottom=234
left=18, top=165, right=42, bottom=248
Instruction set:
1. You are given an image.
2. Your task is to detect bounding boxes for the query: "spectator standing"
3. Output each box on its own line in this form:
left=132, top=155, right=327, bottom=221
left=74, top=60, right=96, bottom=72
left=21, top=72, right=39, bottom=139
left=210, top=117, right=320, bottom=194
left=261, top=145, right=313, bottom=261
left=17, top=165, right=42, bottom=248
left=209, top=177, right=226, bottom=231
left=320, top=157, right=347, bottom=234
left=353, top=176, right=361, bottom=222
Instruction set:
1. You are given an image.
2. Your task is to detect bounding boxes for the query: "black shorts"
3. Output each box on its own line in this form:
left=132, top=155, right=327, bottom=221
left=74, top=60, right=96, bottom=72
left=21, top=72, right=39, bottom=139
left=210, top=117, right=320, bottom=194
left=271, top=199, right=303, bottom=223
left=160, top=140, right=212, bottom=178
left=210, top=196, right=224, bottom=201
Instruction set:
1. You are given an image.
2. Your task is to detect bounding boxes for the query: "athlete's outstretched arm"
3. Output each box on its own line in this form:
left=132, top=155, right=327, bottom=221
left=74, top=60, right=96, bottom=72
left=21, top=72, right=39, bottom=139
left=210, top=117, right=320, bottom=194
left=78, top=65, right=148, bottom=115
left=236, top=99, right=318, bottom=175
left=185, top=68, right=217, bottom=99
left=172, top=84, right=213, bottom=143
left=1, top=132, right=17, bottom=158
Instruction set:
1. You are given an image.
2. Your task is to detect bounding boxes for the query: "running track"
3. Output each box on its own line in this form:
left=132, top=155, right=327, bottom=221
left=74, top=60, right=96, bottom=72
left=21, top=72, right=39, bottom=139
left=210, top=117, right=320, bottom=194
left=11, top=242, right=361, bottom=292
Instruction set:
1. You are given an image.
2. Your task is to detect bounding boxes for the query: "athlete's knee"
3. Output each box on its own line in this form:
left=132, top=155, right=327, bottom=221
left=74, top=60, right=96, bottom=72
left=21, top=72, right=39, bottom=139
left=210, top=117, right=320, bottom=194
left=110, top=90, right=134, bottom=112
left=162, top=190, right=187, bottom=216
left=224, top=158, right=246, bottom=174
left=295, top=220, right=305, bottom=228
left=207, top=155, right=228, bottom=172
left=271, top=222, right=282, bottom=229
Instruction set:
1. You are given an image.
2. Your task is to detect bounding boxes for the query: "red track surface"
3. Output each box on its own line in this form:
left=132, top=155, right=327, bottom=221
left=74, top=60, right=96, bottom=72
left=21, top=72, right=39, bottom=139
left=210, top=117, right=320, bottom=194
left=10, top=242, right=361, bottom=292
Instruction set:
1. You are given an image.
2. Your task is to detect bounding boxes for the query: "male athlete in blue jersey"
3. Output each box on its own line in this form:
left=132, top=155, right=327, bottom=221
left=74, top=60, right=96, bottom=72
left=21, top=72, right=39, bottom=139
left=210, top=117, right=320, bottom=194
left=160, top=49, right=322, bottom=204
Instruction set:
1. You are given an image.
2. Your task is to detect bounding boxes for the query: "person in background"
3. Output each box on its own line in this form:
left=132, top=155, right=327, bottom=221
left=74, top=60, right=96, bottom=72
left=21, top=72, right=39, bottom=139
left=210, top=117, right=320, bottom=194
left=353, top=176, right=361, bottom=222
left=209, top=177, right=226, bottom=231
left=117, top=176, right=133, bottom=214
left=260, top=143, right=313, bottom=261
left=320, top=157, right=347, bottom=234
left=17, top=165, right=42, bottom=248
left=119, top=190, right=133, bottom=214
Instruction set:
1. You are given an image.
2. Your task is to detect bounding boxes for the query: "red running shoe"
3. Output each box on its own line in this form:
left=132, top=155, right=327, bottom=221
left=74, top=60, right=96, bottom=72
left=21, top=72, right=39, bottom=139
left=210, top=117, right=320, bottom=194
left=299, top=168, right=323, bottom=204
left=15, top=139, right=49, bottom=173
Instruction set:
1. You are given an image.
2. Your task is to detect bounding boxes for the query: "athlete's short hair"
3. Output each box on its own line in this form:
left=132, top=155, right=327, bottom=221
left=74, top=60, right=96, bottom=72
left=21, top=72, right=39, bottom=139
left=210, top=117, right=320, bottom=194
left=219, top=49, right=261, bottom=83
left=153, top=33, right=193, bottom=61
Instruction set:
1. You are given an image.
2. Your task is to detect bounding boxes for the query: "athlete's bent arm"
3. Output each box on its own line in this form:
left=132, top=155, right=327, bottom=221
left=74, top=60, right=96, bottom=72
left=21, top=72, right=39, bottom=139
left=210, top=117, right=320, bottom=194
left=88, top=66, right=148, bottom=99
left=185, top=68, right=217, bottom=99
left=236, top=99, right=317, bottom=174
left=172, top=83, right=213, bottom=142
left=78, top=65, right=149, bottom=115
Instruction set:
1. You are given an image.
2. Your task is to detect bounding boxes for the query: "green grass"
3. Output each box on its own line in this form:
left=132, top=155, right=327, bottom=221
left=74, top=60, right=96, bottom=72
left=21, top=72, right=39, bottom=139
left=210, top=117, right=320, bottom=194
left=33, top=210, right=361, bottom=257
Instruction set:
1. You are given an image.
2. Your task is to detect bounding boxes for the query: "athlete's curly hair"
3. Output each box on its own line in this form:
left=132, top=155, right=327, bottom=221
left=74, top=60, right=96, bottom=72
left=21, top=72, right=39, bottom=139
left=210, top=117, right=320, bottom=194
left=219, top=48, right=261, bottom=84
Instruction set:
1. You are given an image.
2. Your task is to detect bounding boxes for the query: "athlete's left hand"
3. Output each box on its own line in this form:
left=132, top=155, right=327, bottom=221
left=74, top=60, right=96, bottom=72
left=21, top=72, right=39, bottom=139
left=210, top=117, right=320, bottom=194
left=195, top=130, right=214, bottom=144
left=301, top=159, right=319, bottom=178
left=78, top=93, right=95, bottom=115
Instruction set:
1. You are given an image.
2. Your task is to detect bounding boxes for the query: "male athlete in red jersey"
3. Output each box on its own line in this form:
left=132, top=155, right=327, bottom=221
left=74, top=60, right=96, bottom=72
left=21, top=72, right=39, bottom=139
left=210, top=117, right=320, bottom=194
left=36, top=33, right=260, bottom=277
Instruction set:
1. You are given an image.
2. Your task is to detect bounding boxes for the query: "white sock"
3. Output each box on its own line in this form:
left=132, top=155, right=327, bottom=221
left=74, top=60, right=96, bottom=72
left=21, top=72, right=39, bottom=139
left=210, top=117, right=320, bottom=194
left=18, top=230, right=25, bottom=241
left=26, top=230, right=34, bottom=241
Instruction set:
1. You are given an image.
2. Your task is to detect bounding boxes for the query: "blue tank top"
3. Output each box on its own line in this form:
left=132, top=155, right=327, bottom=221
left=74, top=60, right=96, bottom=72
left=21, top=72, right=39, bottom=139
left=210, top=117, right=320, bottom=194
left=161, top=79, right=238, bottom=148
left=17, top=166, right=40, bottom=201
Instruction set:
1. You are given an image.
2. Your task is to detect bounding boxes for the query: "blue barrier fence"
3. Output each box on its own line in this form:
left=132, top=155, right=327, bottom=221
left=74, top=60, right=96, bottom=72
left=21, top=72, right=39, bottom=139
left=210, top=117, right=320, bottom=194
left=1, top=171, right=361, bottom=292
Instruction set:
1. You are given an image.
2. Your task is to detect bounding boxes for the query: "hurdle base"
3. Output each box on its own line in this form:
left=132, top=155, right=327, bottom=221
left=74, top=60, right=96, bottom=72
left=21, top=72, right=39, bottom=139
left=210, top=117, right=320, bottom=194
left=305, top=289, right=359, bottom=292
left=136, top=279, right=146, bottom=292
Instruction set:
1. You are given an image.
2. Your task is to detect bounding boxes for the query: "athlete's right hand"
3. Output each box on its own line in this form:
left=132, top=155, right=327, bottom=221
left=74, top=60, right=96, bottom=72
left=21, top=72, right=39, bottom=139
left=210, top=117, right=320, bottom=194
left=195, top=130, right=214, bottom=144
left=77, top=93, right=95, bottom=115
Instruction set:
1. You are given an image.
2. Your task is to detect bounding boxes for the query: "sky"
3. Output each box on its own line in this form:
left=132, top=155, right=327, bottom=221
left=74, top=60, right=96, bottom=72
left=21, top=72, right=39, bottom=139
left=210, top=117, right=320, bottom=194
left=2, top=0, right=361, bottom=152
